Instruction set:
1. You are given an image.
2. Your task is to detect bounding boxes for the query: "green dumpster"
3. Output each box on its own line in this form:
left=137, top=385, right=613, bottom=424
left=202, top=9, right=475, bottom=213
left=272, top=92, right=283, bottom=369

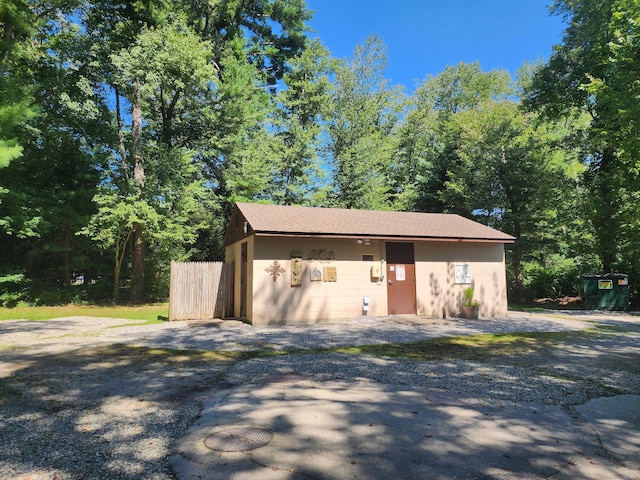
left=582, top=274, right=629, bottom=311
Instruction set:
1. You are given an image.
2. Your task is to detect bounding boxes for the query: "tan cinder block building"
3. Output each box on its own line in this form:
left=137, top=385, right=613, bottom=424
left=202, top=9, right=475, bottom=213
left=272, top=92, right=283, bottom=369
left=224, top=203, right=515, bottom=326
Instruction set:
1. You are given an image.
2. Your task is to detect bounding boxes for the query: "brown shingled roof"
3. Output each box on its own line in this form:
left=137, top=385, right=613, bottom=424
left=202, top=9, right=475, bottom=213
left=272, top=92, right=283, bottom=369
left=235, top=203, right=515, bottom=243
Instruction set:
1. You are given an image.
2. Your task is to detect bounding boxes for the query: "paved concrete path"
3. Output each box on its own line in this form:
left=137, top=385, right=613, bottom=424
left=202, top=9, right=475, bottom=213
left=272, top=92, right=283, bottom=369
left=171, top=379, right=640, bottom=480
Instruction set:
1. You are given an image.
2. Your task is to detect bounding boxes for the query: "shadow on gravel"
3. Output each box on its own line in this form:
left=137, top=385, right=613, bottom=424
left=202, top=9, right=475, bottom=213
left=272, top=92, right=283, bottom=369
left=1, top=312, right=639, bottom=479
left=496, top=325, right=640, bottom=377
left=0, top=345, right=236, bottom=479
left=175, top=380, right=640, bottom=480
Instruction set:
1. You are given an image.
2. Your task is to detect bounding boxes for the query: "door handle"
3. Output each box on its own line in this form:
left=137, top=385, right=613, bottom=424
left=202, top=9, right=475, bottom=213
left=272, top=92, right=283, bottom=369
left=388, top=280, right=393, bottom=285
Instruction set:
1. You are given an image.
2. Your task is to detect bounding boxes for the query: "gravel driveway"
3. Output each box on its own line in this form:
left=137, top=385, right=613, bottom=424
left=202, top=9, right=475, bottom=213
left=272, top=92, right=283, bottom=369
left=1, top=311, right=639, bottom=479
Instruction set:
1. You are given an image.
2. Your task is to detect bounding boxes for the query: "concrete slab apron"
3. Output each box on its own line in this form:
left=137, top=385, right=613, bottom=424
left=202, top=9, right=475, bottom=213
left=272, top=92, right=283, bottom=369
left=170, top=380, right=639, bottom=480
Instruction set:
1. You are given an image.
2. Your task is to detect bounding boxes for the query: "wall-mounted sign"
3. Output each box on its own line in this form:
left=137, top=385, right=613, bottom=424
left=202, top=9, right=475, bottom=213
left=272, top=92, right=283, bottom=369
left=324, top=267, right=337, bottom=282
left=310, top=266, right=322, bottom=281
left=598, top=279, right=613, bottom=290
left=454, top=264, right=471, bottom=284
left=291, top=256, right=302, bottom=287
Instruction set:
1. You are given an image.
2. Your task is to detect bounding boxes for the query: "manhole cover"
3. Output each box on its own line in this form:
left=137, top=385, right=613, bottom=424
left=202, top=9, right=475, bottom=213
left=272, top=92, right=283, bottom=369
left=204, top=427, right=272, bottom=452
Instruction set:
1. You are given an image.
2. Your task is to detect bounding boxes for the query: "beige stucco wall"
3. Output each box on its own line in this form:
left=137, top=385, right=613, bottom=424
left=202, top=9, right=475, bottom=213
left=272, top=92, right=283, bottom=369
left=251, top=237, right=388, bottom=326
left=414, top=242, right=508, bottom=318
left=226, top=236, right=509, bottom=325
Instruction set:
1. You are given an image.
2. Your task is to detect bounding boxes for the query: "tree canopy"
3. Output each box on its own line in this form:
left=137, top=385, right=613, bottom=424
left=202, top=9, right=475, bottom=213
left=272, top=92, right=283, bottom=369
left=2, top=0, right=640, bottom=307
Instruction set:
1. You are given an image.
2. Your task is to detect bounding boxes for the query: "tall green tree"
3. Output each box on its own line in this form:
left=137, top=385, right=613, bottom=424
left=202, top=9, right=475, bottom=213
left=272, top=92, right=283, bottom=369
left=524, top=0, right=640, bottom=273
left=205, top=36, right=277, bottom=209
left=269, top=38, right=335, bottom=205
left=327, top=35, right=404, bottom=210
left=106, top=17, right=215, bottom=301
left=80, top=0, right=313, bottom=301
left=404, top=62, right=512, bottom=213
left=0, top=1, right=113, bottom=306
left=0, top=0, right=36, bottom=167
left=442, top=101, right=571, bottom=299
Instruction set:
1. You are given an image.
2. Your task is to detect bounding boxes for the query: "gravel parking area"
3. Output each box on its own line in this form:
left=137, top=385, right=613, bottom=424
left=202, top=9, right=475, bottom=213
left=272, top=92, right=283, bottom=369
left=1, top=311, right=639, bottom=479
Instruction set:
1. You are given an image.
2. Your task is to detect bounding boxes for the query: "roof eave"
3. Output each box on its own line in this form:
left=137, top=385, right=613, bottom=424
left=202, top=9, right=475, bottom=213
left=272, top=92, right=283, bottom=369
left=253, top=231, right=515, bottom=243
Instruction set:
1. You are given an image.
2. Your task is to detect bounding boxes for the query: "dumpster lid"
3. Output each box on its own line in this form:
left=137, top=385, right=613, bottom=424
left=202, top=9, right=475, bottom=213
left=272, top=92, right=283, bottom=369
left=582, top=273, right=628, bottom=278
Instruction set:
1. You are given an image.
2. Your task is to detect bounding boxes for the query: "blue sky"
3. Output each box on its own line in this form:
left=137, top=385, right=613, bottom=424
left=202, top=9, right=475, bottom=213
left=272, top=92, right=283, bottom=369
left=305, top=0, right=567, bottom=90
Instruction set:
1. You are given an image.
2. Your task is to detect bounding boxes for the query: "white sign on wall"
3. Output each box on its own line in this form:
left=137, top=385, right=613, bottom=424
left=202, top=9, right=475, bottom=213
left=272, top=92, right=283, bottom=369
left=454, top=264, right=471, bottom=284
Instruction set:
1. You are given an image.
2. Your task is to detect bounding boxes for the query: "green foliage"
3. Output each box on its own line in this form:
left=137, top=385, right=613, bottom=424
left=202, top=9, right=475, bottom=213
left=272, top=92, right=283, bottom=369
left=406, top=62, right=513, bottom=213
left=80, top=0, right=312, bottom=300
left=524, top=0, right=640, bottom=274
left=0, top=271, right=27, bottom=307
left=327, top=35, right=405, bottom=210
left=462, top=287, right=480, bottom=307
left=0, top=0, right=37, bottom=168
left=3, top=0, right=640, bottom=307
left=439, top=97, right=572, bottom=299
left=4, top=0, right=318, bottom=303
left=520, top=256, right=595, bottom=299
left=0, top=304, right=168, bottom=321
left=269, top=38, right=335, bottom=205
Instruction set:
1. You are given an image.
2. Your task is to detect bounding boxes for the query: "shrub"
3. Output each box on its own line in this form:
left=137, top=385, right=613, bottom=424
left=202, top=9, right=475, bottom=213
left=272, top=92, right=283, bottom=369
left=0, top=272, right=28, bottom=307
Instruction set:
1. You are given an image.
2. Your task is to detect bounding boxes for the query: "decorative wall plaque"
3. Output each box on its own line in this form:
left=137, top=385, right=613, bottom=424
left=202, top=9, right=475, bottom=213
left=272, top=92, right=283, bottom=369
left=323, top=266, right=337, bottom=282
left=291, top=256, right=302, bottom=287
left=265, top=260, right=286, bottom=282
left=310, top=263, right=322, bottom=281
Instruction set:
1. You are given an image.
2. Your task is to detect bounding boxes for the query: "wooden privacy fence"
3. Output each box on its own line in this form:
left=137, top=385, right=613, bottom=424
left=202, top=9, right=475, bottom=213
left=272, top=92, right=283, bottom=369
left=169, top=261, right=234, bottom=321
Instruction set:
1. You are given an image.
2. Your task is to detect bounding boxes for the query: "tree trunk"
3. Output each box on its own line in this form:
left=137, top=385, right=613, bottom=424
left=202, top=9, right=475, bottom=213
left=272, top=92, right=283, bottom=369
left=115, top=88, right=128, bottom=179
left=132, top=79, right=145, bottom=190
left=0, top=23, right=14, bottom=77
left=62, top=224, right=71, bottom=287
left=130, top=78, right=145, bottom=303
left=130, top=222, right=145, bottom=303
left=113, top=247, right=121, bottom=303
left=593, top=147, right=619, bottom=273
left=113, top=225, right=133, bottom=304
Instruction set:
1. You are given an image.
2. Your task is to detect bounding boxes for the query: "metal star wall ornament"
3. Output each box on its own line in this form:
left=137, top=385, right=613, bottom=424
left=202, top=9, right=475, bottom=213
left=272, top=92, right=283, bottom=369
left=265, top=260, right=286, bottom=282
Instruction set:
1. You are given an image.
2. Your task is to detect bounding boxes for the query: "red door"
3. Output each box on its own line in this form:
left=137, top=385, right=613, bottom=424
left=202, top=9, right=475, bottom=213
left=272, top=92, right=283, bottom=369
left=386, top=242, right=417, bottom=315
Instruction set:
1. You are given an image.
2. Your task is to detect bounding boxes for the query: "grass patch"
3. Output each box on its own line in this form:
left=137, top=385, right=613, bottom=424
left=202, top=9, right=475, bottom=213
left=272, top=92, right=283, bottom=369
left=132, top=345, right=248, bottom=363
left=0, top=304, right=168, bottom=322
left=326, top=332, right=556, bottom=361
left=262, top=329, right=608, bottom=362
left=509, top=305, right=551, bottom=313
left=76, top=344, right=251, bottom=369
left=0, top=344, right=28, bottom=352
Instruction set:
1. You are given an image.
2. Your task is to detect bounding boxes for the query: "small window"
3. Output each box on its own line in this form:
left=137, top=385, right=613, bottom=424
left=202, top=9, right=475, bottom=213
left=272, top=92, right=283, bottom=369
left=362, top=255, right=374, bottom=261
left=454, top=264, right=472, bottom=284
